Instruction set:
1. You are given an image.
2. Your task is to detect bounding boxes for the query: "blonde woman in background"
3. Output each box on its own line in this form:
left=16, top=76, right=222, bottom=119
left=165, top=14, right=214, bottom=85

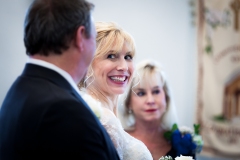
left=117, top=59, right=193, bottom=159
left=79, top=22, right=153, bottom=160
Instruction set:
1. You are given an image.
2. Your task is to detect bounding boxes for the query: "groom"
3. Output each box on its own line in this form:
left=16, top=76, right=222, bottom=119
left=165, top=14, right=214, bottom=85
left=0, top=0, right=119, bottom=159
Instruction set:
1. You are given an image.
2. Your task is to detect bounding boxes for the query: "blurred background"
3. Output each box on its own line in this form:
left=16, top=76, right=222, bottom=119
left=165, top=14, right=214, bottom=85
left=0, top=0, right=239, bottom=159
left=0, top=0, right=197, bottom=127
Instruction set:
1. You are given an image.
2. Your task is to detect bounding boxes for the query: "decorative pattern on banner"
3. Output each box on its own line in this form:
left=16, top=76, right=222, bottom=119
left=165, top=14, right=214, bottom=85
left=197, top=0, right=240, bottom=157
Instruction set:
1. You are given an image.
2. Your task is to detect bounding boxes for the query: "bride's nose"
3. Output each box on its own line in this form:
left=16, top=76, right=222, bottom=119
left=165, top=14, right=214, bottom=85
left=116, top=58, right=128, bottom=71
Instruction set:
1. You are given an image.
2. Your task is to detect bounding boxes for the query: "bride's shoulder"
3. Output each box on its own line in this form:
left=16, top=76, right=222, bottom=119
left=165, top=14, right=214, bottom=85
left=100, top=108, right=121, bottom=125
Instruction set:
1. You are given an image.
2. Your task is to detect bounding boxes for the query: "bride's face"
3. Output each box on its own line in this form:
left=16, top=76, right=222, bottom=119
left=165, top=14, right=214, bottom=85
left=91, top=42, right=134, bottom=96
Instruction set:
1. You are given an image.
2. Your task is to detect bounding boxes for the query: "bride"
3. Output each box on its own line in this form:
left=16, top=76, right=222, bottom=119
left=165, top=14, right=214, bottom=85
left=79, top=22, right=153, bottom=160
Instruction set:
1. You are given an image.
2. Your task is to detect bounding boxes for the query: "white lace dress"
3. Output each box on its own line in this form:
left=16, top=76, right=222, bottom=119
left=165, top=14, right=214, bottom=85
left=100, top=107, right=153, bottom=160
left=81, top=93, right=152, bottom=160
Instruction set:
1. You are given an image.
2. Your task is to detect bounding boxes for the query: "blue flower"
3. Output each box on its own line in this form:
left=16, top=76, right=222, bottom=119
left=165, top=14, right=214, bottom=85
left=172, top=129, right=197, bottom=156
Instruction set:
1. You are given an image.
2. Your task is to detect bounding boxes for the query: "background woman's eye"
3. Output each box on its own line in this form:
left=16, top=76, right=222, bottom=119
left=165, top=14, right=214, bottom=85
left=153, top=90, right=160, bottom=94
left=137, top=91, right=145, bottom=96
left=107, top=54, right=116, bottom=59
left=125, top=55, right=132, bottom=60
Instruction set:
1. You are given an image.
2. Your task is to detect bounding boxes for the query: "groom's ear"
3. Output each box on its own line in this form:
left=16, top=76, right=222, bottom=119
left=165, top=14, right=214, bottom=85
left=74, top=26, right=86, bottom=52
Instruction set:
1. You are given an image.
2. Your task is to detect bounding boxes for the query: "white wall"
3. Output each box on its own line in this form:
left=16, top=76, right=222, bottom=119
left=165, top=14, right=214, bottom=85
left=0, top=0, right=29, bottom=107
left=0, top=0, right=198, bottom=128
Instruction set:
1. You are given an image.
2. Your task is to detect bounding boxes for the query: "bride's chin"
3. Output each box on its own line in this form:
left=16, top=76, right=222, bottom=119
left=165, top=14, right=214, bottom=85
left=111, top=89, right=125, bottom=95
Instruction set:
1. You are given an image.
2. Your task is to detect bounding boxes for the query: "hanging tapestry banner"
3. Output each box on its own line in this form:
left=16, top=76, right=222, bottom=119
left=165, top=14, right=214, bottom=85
left=197, top=0, right=240, bottom=157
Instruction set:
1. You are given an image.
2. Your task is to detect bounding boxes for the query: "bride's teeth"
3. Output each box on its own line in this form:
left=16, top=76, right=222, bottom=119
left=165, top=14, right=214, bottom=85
left=110, top=76, right=126, bottom=82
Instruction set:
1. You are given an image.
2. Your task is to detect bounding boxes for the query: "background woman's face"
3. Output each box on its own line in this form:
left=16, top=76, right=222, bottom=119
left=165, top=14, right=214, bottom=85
left=92, top=42, right=134, bottom=96
left=130, top=82, right=167, bottom=122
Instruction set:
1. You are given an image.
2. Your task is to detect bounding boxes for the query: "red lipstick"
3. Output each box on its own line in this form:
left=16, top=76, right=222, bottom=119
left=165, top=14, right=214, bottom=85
left=145, top=109, right=157, bottom=112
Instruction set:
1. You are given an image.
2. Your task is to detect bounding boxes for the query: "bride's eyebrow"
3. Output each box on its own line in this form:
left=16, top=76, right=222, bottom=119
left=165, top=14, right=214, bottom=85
left=107, top=50, right=118, bottom=54
left=125, top=51, right=132, bottom=55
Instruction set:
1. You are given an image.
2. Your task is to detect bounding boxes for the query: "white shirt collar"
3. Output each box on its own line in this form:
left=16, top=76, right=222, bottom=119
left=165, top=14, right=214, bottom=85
left=27, top=58, right=82, bottom=96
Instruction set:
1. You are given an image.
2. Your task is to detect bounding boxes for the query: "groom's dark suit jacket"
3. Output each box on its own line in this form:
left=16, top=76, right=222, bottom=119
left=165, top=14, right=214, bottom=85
left=0, top=64, right=120, bottom=160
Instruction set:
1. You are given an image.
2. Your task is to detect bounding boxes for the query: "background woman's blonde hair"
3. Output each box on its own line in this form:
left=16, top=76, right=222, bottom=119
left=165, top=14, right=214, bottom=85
left=118, top=59, right=178, bottom=130
left=79, top=22, right=136, bottom=106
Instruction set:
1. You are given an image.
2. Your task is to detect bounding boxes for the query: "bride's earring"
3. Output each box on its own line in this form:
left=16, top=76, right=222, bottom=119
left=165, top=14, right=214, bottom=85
left=84, top=67, right=95, bottom=88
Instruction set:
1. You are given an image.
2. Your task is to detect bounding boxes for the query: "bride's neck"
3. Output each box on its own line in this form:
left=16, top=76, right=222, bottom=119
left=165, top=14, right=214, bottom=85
left=86, top=88, right=118, bottom=114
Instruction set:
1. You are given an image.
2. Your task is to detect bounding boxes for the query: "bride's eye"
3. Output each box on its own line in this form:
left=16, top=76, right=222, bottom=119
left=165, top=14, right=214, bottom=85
left=107, top=54, right=116, bottom=59
left=125, top=55, right=133, bottom=60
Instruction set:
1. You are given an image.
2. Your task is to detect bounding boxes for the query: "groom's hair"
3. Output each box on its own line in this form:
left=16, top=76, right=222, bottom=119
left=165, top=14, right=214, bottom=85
left=24, top=0, right=94, bottom=56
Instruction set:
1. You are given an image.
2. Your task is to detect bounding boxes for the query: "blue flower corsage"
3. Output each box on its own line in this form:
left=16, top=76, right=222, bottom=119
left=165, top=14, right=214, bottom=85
left=164, top=123, right=204, bottom=156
